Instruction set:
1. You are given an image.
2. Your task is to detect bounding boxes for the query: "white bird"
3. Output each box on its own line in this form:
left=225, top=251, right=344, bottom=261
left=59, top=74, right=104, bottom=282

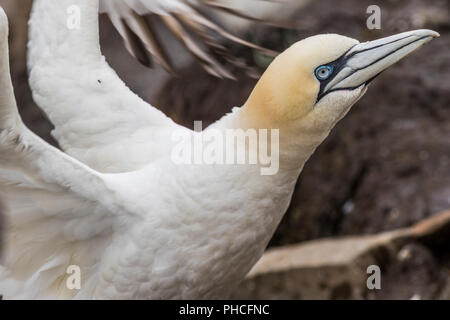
left=0, top=0, right=438, bottom=299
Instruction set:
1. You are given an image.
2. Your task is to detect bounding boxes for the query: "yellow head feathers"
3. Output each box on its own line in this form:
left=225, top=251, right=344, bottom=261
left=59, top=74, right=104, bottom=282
left=245, top=34, right=359, bottom=124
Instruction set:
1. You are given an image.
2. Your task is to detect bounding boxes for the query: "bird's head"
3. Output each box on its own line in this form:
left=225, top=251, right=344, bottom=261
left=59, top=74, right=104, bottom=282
left=244, top=30, right=439, bottom=134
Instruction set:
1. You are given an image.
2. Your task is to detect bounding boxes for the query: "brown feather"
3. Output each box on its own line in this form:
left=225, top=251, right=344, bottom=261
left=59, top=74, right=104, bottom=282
left=159, top=14, right=236, bottom=80
left=107, top=13, right=152, bottom=67
left=104, top=0, right=290, bottom=78
left=180, top=3, right=278, bottom=57
left=176, top=12, right=260, bottom=78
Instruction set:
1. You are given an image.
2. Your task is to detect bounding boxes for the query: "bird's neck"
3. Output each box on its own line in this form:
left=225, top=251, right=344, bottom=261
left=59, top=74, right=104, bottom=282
left=148, top=104, right=331, bottom=295
left=214, top=103, right=330, bottom=176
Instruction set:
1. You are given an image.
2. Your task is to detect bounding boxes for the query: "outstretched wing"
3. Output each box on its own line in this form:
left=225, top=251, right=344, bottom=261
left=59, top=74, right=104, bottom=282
left=0, top=8, right=126, bottom=297
left=0, top=126, right=117, bottom=299
left=28, top=0, right=189, bottom=173
left=99, top=0, right=288, bottom=78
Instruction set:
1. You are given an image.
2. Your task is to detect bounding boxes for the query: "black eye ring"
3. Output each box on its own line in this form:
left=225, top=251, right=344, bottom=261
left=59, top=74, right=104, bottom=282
left=315, top=65, right=333, bottom=81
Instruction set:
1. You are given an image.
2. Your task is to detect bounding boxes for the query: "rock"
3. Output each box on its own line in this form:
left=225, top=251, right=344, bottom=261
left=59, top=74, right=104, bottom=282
left=232, top=230, right=408, bottom=299
left=367, top=242, right=447, bottom=300
left=232, top=211, right=450, bottom=299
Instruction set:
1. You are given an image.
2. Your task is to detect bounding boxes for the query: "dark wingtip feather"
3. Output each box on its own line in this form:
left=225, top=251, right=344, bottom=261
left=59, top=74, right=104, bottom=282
left=160, top=14, right=236, bottom=80
left=124, top=12, right=176, bottom=74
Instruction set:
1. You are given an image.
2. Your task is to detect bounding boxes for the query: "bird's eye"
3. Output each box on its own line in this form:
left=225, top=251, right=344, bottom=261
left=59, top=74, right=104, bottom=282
left=315, top=66, right=333, bottom=80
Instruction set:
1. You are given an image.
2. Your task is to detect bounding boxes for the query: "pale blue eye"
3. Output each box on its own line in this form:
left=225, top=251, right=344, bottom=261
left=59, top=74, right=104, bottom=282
left=315, top=66, right=333, bottom=80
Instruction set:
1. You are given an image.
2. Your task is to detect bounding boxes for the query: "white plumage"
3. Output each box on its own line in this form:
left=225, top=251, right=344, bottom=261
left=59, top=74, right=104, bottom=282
left=28, top=0, right=184, bottom=173
left=1, top=1, right=303, bottom=298
left=0, top=0, right=438, bottom=299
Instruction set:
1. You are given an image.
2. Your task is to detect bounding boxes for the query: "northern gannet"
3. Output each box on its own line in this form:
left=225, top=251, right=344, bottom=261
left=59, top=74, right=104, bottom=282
left=0, top=0, right=439, bottom=299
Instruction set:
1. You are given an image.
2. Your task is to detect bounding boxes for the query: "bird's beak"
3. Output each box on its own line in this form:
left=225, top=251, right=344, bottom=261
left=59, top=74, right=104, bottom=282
left=320, top=29, right=439, bottom=98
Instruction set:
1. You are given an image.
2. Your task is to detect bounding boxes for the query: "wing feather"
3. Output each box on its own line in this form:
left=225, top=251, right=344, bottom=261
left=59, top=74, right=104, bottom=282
left=0, top=104, right=119, bottom=299
left=159, top=13, right=236, bottom=79
left=99, top=0, right=288, bottom=77
left=0, top=6, right=132, bottom=296
left=28, top=0, right=187, bottom=173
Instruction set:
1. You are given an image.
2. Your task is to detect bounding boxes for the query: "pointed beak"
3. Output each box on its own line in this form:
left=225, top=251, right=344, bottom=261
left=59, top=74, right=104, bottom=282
left=321, top=29, right=439, bottom=98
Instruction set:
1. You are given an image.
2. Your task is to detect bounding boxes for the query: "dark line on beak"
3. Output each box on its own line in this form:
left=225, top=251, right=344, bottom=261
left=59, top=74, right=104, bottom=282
left=317, top=35, right=432, bottom=102
left=349, top=35, right=431, bottom=73
left=344, top=34, right=414, bottom=59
